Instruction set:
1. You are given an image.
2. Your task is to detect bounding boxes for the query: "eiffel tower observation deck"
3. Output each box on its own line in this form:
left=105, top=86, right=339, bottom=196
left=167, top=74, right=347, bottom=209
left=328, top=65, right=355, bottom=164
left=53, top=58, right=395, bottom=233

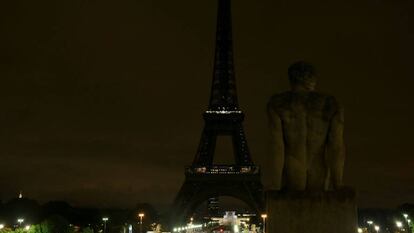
left=170, top=0, right=264, bottom=224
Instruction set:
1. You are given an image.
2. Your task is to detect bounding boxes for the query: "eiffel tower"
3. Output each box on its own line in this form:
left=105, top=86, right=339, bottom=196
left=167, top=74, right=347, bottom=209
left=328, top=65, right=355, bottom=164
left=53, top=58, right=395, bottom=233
left=170, top=0, right=264, bottom=224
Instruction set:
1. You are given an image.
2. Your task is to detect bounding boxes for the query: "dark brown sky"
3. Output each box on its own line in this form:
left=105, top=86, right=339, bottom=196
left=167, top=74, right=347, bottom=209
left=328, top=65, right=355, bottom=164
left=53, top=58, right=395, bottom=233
left=1, top=0, right=413, bottom=209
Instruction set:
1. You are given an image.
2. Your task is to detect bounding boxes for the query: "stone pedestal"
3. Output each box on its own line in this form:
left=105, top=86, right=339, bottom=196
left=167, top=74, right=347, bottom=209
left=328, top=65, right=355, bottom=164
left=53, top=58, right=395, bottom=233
left=265, top=188, right=357, bottom=233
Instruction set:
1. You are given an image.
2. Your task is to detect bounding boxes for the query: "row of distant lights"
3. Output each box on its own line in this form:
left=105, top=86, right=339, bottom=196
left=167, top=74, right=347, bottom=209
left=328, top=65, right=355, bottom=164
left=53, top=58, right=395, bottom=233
left=173, top=224, right=204, bottom=232
left=173, top=214, right=267, bottom=233
left=0, top=218, right=31, bottom=231
left=205, top=110, right=242, bottom=114
left=1, top=215, right=145, bottom=230
left=357, top=223, right=380, bottom=233
left=358, top=213, right=412, bottom=233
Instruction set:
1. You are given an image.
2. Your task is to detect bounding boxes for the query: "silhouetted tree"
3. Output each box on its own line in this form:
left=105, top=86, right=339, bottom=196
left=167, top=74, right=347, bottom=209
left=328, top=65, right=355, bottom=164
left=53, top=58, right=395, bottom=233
left=3, top=198, right=41, bottom=224
left=37, top=215, right=73, bottom=233
left=42, top=201, right=77, bottom=222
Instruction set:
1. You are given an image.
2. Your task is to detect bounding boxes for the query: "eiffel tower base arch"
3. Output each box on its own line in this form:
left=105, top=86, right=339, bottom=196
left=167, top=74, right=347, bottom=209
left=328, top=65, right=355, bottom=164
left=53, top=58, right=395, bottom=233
left=169, top=173, right=264, bottom=226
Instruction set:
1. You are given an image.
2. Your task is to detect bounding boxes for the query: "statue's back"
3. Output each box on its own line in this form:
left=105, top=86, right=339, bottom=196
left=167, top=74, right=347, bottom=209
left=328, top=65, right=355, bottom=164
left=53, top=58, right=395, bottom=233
left=268, top=91, right=339, bottom=190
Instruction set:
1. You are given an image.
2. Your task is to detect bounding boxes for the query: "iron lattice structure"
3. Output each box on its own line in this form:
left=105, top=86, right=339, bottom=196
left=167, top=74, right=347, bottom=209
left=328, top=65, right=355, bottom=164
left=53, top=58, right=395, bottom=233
left=171, top=0, right=264, bottom=224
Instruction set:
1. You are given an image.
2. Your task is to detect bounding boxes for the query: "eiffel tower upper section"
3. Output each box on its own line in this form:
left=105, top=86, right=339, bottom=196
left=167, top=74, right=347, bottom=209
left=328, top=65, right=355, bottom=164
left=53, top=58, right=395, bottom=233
left=190, top=0, right=256, bottom=169
left=208, top=0, right=239, bottom=112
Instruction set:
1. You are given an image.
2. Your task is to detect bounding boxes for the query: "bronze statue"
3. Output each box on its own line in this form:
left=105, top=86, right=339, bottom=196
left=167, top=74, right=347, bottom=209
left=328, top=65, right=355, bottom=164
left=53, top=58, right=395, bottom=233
left=267, top=61, right=345, bottom=191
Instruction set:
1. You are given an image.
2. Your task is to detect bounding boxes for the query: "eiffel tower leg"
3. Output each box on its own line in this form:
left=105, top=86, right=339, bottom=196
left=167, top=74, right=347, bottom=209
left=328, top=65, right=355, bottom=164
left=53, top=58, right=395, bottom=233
left=241, top=180, right=265, bottom=212
left=232, top=125, right=253, bottom=165
left=193, top=128, right=216, bottom=166
left=170, top=181, right=203, bottom=226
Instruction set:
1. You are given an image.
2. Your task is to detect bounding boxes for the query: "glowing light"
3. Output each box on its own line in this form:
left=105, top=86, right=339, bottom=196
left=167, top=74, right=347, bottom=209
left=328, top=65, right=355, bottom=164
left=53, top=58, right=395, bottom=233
left=408, top=219, right=411, bottom=223
left=138, top=213, right=144, bottom=225
left=25, top=225, right=30, bottom=230
left=261, top=213, right=267, bottom=233
left=205, top=110, right=242, bottom=114
left=173, top=223, right=204, bottom=232
left=374, top=225, right=380, bottom=232
left=0, top=224, right=4, bottom=229
left=234, top=225, right=239, bottom=233
left=17, top=219, right=24, bottom=224
left=102, top=217, right=109, bottom=221
left=396, top=221, right=403, bottom=228
left=357, top=228, right=363, bottom=233
left=367, top=221, right=373, bottom=225
left=403, top=214, right=409, bottom=219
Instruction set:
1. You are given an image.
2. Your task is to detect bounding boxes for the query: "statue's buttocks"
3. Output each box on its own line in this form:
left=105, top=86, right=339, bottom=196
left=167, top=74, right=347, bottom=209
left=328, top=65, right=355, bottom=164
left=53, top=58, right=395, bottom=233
left=267, top=62, right=345, bottom=191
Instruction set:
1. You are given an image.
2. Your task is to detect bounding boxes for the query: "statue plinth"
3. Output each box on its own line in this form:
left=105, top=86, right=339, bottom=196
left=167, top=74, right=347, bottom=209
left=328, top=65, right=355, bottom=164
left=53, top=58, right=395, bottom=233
left=265, top=187, right=357, bottom=233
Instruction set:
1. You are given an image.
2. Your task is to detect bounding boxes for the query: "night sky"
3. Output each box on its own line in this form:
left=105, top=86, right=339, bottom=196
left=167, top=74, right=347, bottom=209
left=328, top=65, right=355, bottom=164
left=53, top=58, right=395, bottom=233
left=1, top=0, right=413, bottom=209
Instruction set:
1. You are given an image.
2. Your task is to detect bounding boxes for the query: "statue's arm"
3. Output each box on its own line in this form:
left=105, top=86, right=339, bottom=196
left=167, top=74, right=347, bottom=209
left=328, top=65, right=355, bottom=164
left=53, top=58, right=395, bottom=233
left=266, top=102, right=285, bottom=190
left=327, top=103, right=345, bottom=189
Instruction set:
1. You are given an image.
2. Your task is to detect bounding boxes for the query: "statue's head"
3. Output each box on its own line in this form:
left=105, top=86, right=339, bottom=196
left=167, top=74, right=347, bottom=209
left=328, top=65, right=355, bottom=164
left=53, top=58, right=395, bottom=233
left=288, top=61, right=316, bottom=91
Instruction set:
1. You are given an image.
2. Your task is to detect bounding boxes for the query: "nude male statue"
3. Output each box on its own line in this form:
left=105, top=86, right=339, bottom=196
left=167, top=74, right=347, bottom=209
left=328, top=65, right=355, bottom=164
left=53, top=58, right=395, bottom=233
left=267, top=61, right=345, bottom=191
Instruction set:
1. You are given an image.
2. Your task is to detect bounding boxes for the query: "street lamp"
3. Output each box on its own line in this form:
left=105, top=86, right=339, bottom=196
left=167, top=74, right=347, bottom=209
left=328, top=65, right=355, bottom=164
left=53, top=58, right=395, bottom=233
left=261, top=214, right=267, bottom=233
left=402, top=214, right=411, bottom=232
left=366, top=221, right=374, bottom=233
left=138, top=213, right=145, bottom=222
left=138, top=213, right=145, bottom=233
left=396, top=221, right=403, bottom=230
left=102, top=217, right=109, bottom=233
left=17, top=218, right=24, bottom=227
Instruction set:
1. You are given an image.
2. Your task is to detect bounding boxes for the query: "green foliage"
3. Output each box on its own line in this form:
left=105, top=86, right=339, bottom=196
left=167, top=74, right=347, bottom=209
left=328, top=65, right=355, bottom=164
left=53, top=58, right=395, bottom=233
left=80, top=227, right=94, bottom=233
left=0, top=229, right=13, bottom=233
left=1, top=215, right=76, bottom=233
left=42, top=215, right=72, bottom=233
left=27, top=221, right=53, bottom=233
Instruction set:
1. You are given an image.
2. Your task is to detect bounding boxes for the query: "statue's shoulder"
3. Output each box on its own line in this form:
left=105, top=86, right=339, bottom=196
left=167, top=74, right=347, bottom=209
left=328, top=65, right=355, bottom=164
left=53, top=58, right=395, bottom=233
left=268, top=92, right=291, bottom=109
left=320, top=93, right=341, bottom=110
left=308, top=92, right=338, bottom=105
left=308, top=92, right=342, bottom=117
